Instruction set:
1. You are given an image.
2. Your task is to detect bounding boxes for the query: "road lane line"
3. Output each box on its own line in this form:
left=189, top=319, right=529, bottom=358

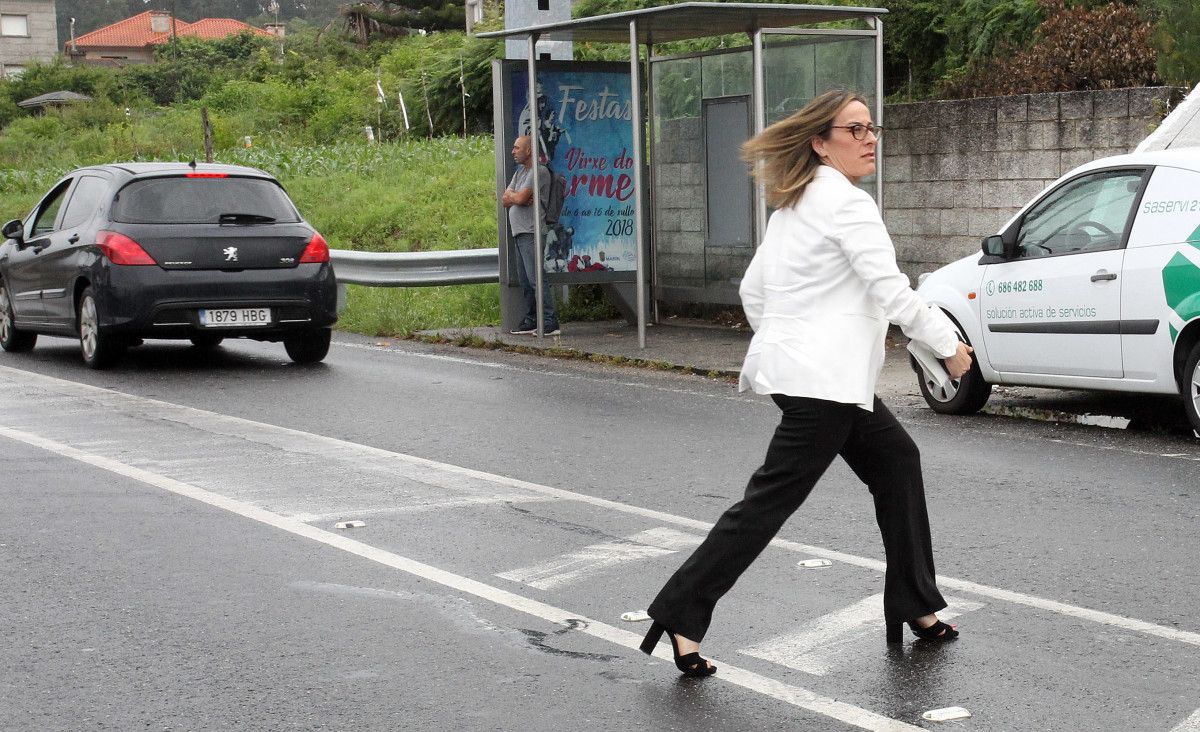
left=2, top=364, right=1198, bottom=649
left=741, top=595, right=984, bottom=676
left=1171, top=708, right=1200, bottom=732
left=0, top=424, right=922, bottom=732
left=496, top=527, right=701, bottom=590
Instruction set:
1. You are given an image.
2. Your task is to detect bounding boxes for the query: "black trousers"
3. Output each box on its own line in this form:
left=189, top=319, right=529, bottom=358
left=647, top=394, right=947, bottom=641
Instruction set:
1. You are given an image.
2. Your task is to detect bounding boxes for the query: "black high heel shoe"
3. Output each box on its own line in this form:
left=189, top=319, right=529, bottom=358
left=886, top=618, right=959, bottom=643
left=640, top=621, right=717, bottom=676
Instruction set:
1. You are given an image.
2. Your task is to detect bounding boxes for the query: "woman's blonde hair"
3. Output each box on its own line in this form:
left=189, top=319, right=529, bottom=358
left=741, top=89, right=868, bottom=209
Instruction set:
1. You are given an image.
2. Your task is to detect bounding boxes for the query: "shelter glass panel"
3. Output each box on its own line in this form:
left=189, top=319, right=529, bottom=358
left=701, top=51, right=751, bottom=99
left=763, top=34, right=878, bottom=197
left=763, top=35, right=877, bottom=123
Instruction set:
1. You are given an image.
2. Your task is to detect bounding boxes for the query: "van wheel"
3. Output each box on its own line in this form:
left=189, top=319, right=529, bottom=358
left=78, top=287, right=125, bottom=369
left=915, top=336, right=992, bottom=415
left=0, top=282, right=37, bottom=352
left=1184, top=342, right=1200, bottom=434
left=284, top=329, right=331, bottom=364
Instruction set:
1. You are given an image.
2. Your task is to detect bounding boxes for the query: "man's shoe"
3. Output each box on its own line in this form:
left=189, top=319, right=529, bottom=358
left=538, top=324, right=562, bottom=336
left=509, top=322, right=536, bottom=335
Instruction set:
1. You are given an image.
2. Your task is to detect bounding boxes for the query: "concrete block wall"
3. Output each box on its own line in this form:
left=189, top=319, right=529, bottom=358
left=0, top=0, right=58, bottom=72
left=653, top=117, right=707, bottom=289
left=883, top=87, right=1174, bottom=281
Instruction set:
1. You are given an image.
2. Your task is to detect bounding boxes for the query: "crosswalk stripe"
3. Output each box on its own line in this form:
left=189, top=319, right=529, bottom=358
left=741, top=595, right=985, bottom=675
left=1171, top=708, right=1200, bottom=732
left=496, top=527, right=701, bottom=590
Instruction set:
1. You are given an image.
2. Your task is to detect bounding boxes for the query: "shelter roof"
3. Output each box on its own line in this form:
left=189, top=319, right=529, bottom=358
left=477, top=2, right=885, bottom=44
left=17, top=91, right=93, bottom=109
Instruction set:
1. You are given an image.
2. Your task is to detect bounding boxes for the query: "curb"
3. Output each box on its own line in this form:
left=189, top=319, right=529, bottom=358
left=407, top=331, right=741, bottom=382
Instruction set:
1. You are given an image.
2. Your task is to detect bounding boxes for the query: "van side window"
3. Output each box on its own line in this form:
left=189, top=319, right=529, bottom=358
left=1015, top=170, right=1144, bottom=259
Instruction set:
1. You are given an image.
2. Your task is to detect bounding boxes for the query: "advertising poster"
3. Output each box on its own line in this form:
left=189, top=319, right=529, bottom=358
left=509, top=64, right=636, bottom=279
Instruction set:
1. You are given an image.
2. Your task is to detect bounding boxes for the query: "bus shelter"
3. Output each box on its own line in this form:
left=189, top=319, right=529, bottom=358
left=479, top=2, right=886, bottom=346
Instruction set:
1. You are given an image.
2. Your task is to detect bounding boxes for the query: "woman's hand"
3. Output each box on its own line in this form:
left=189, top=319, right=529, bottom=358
left=943, top=341, right=974, bottom=379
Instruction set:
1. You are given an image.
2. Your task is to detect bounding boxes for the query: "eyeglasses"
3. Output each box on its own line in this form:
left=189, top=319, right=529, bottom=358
left=830, top=123, right=883, bottom=140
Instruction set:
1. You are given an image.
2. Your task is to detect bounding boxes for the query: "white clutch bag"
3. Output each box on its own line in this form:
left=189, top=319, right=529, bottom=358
left=906, top=339, right=953, bottom=391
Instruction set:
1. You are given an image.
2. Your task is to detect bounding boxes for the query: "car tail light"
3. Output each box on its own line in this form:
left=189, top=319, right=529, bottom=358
left=97, top=231, right=156, bottom=266
left=185, top=172, right=228, bottom=178
left=299, top=232, right=329, bottom=263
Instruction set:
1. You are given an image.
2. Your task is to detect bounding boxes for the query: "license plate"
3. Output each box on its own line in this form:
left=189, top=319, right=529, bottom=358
left=199, top=307, right=272, bottom=327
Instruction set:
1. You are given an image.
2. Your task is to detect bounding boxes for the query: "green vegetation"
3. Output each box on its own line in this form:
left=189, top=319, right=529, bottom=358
left=0, top=24, right=515, bottom=338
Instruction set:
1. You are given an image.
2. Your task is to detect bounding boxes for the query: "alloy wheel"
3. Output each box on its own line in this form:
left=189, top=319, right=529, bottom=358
left=1191, top=359, right=1200, bottom=424
left=0, top=286, right=12, bottom=345
left=922, top=371, right=961, bottom=403
left=79, top=295, right=99, bottom=362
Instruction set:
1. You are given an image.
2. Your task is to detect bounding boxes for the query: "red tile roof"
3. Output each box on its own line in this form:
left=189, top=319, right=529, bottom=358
left=68, top=11, right=270, bottom=51
left=176, top=18, right=272, bottom=41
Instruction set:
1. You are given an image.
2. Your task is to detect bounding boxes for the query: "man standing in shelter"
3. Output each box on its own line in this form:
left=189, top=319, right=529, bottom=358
left=503, top=135, right=560, bottom=335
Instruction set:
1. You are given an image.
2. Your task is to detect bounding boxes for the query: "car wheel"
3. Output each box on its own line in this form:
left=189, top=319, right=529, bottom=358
left=189, top=334, right=225, bottom=350
left=915, top=335, right=992, bottom=416
left=1184, top=341, right=1200, bottom=434
left=284, top=329, right=331, bottom=364
left=0, top=281, right=37, bottom=353
left=78, top=287, right=125, bottom=370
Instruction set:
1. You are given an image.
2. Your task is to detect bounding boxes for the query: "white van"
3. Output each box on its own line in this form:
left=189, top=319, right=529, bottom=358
left=913, top=148, right=1200, bottom=432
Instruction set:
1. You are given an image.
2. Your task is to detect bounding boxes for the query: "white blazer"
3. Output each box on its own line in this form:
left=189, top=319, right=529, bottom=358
left=738, top=165, right=960, bottom=410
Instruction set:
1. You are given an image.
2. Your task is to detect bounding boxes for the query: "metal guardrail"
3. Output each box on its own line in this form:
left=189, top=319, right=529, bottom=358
left=329, top=248, right=499, bottom=287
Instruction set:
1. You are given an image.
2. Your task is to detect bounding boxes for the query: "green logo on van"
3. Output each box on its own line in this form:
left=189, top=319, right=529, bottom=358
left=1162, top=239, right=1200, bottom=342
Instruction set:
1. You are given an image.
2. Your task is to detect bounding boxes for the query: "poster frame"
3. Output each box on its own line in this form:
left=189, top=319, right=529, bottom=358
left=495, top=59, right=641, bottom=286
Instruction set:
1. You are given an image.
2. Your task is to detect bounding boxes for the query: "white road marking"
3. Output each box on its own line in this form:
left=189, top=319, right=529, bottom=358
left=921, top=707, right=971, bottom=722
left=2, top=364, right=1198, bottom=649
left=1047, top=438, right=1200, bottom=463
left=740, top=595, right=984, bottom=676
left=291, top=494, right=555, bottom=522
left=0, top=424, right=923, bottom=732
left=496, top=527, right=701, bottom=590
left=1171, top=708, right=1200, bottom=732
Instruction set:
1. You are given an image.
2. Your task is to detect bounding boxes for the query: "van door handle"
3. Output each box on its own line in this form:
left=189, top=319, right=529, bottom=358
left=1090, top=271, right=1117, bottom=282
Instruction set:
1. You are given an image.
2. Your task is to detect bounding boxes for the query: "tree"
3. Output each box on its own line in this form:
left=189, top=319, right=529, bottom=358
left=341, top=0, right=466, bottom=40
left=1153, top=0, right=1200, bottom=86
left=943, top=0, right=1158, bottom=97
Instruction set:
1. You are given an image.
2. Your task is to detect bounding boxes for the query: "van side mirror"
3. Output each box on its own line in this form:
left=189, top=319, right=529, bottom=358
left=2, top=219, right=23, bottom=242
left=982, top=234, right=1006, bottom=258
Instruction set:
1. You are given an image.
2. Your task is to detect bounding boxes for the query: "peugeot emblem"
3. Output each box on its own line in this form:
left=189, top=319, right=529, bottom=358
left=223, top=246, right=239, bottom=262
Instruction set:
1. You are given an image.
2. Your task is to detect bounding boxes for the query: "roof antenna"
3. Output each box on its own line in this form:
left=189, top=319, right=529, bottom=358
left=188, top=158, right=197, bottom=170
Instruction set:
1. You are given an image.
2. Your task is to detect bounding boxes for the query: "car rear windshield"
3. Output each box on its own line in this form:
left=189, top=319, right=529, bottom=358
left=112, top=176, right=301, bottom=224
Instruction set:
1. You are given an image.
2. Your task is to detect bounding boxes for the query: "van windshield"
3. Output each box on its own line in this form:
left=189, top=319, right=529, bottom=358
left=112, top=177, right=301, bottom=224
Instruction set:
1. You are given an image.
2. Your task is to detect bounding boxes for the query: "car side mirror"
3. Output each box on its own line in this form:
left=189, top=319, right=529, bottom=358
left=2, top=219, right=23, bottom=243
left=981, top=234, right=1006, bottom=257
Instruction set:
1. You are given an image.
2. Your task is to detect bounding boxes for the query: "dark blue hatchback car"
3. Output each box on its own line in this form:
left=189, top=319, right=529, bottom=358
left=0, top=162, right=337, bottom=368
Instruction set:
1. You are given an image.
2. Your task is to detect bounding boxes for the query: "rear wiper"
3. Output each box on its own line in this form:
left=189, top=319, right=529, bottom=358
left=218, top=213, right=276, bottom=224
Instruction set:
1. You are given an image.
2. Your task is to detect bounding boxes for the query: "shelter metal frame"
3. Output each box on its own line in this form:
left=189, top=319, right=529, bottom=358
left=480, top=3, right=886, bottom=346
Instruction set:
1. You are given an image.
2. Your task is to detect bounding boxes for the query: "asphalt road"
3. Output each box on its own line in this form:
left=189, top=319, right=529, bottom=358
left=2, top=332, right=1199, bottom=731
